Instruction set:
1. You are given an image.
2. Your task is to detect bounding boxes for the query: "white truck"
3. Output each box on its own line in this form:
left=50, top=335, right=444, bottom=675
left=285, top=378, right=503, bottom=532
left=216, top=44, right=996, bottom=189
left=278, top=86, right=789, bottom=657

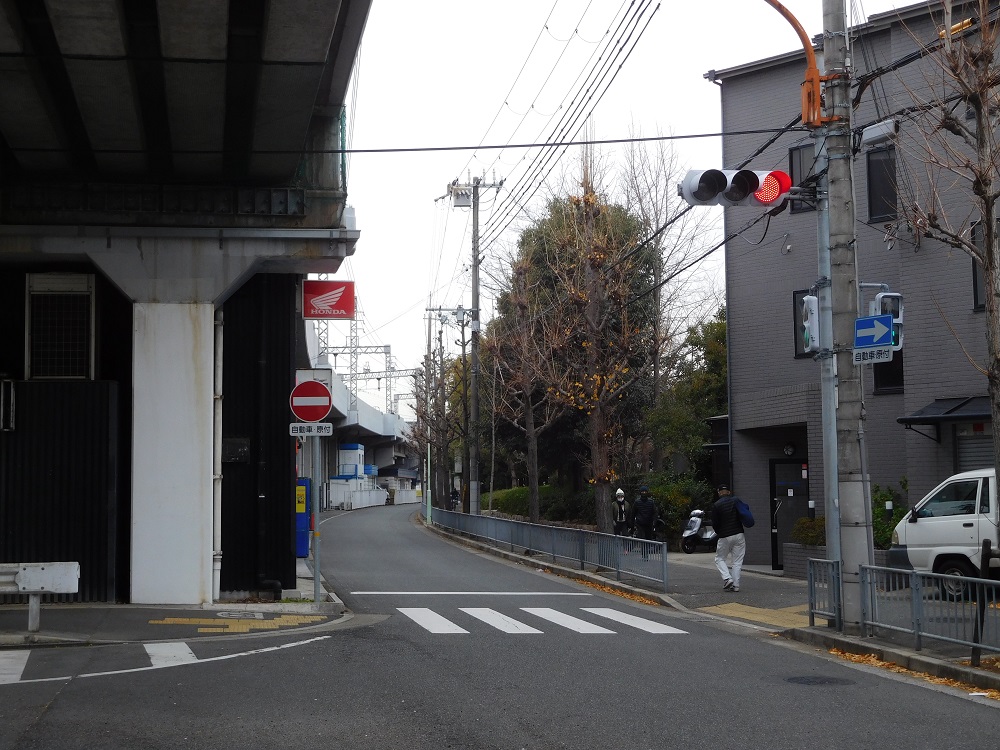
left=888, top=467, right=999, bottom=596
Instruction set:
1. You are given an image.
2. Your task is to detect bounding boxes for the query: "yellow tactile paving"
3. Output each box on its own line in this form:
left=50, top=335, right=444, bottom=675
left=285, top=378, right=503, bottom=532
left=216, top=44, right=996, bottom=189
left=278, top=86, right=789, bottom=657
left=698, top=603, right=811, bottom=629
left=148, top=614, right=327, bottom=634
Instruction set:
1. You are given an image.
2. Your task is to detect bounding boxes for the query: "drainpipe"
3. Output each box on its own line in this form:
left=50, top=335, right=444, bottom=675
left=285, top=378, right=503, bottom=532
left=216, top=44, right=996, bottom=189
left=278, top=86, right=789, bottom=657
left=212, top=308, right=224, bottom=600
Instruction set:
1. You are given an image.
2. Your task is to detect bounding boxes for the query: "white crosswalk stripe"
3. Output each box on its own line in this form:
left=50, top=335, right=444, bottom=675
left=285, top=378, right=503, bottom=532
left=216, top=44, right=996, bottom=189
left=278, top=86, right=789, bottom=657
left=397, top=607, right=469, bottom=633
left=581, top=607, right=687, bottom=634
left=397, top=606, right=688, bottom=636
left=459, top=608, right=543, bottom=633
left=520, top=607, right=616, bottom=633
left=0, top=650, right=30, bottom=685
left=145, top=642, right=198, bottom=667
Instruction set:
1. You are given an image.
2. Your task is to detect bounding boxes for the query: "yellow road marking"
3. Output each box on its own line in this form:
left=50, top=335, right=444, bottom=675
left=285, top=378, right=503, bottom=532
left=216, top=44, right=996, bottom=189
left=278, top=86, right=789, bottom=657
left=698, top=603, right=810, bottom=629
left=148, top=614, right=327, bottom=634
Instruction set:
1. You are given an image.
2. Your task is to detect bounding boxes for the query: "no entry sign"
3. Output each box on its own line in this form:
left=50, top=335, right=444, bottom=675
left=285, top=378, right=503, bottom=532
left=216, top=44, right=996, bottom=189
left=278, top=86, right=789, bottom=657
left=289, top=380, right=333, bottom=422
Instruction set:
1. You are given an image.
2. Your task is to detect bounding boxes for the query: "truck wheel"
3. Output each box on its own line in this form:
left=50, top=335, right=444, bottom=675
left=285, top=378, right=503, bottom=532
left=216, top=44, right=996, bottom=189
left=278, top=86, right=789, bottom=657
left=936, top=558, right=977, bottom=600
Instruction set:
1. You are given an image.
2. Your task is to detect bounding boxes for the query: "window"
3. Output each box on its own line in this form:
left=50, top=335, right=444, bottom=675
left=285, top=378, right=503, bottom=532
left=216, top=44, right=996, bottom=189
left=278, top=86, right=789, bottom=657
left=981, top=477, right=991, bottom=515
left=872, top=351, right=903, bottom=394
left=792, top=289, right=811, bottom=358
left=25, top=274, right=94, bottom=379
left=788, top=145, right=815, bottom=213
left=867, top=146, right=898, bottom=222
left=915, top=479, right=981, bottom=518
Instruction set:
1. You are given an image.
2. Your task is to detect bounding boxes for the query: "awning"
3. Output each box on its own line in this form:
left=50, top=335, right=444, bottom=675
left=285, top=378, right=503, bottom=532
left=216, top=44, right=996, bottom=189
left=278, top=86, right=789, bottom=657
left=897, top=396, right=990, bottom=426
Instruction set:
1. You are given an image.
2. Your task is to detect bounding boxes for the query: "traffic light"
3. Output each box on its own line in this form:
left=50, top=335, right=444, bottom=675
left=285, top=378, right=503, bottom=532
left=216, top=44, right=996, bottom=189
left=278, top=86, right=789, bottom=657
left=678, top=169, right=792, bottom=207
left=876, top=292, right=904, bottom=350
left=801, top=295, right=820, bottom=353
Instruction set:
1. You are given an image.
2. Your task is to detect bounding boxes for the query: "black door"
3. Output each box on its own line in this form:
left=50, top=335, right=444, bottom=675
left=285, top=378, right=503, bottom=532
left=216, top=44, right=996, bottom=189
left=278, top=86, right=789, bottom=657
left=770, top=459, right=809, bottom=570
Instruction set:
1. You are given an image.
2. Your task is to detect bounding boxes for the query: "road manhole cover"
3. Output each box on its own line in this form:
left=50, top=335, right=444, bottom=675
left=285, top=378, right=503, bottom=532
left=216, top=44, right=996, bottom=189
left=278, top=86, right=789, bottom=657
left=786, top=676, right=855, bottom=686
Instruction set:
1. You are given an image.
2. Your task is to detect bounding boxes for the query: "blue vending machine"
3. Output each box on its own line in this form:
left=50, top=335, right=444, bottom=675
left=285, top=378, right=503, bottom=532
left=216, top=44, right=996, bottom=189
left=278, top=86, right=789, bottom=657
left=296, top=478, right=311, bottom=557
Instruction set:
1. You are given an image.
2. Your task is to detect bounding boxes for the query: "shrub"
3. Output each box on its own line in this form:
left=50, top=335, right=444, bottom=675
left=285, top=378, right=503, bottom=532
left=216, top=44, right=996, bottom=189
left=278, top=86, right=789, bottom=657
left=791, top=516, right=826, bottom=546
left=871, top=482, right=908, bottom=550
left=641, top=473, right=714, bottom=539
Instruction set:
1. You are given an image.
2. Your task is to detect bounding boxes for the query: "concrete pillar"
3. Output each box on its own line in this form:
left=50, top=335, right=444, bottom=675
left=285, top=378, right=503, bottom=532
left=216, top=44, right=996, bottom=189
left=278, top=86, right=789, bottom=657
left=131, top=302, right=214, bottom=604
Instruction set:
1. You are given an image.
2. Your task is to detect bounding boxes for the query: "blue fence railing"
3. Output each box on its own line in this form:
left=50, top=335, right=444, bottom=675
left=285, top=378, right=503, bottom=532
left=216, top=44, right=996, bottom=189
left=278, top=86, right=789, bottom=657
left=427, top=509, right=668, bottom=592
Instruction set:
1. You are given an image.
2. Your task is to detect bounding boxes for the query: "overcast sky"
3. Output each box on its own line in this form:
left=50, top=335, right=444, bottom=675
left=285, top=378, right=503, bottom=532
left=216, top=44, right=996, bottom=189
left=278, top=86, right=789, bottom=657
left=324, top=0, right=904, bottom=415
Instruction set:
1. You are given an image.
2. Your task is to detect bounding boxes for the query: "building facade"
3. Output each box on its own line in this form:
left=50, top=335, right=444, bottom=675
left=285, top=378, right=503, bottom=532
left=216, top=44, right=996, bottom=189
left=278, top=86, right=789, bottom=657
left=713, top=2, right=992, bottom=568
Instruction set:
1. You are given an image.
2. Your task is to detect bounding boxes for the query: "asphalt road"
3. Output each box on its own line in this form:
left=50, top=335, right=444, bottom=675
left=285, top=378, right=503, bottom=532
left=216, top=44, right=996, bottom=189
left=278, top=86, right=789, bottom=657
left=2, top=503, right=999, bottom=749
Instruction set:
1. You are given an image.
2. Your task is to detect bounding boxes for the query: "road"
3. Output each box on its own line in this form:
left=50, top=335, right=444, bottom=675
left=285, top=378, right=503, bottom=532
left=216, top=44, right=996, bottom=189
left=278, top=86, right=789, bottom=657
left=2, top=503, right=998, bottom=749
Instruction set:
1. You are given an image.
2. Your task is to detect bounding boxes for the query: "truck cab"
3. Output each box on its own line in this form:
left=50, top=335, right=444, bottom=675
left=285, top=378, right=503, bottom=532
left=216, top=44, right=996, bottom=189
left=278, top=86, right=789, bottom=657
left=888, top=468, right=999, bottom=584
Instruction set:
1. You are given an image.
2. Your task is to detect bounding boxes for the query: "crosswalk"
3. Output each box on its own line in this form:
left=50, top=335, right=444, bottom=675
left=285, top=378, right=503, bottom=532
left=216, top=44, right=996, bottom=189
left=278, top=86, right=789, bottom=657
left=396, top=606, right=687, bottom=635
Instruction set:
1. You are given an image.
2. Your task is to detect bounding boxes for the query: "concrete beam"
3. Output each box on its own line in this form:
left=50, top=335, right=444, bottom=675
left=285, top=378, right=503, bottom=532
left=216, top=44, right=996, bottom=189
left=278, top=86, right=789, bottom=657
left=0, top=225, right=359, bottom=303
left=263, top=0, right=342, bottom=63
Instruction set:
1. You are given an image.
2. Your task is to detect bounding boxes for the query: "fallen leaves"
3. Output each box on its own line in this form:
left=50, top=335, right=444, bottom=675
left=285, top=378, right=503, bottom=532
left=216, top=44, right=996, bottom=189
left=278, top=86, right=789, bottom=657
left=830, top=648, right=1000, bottom=700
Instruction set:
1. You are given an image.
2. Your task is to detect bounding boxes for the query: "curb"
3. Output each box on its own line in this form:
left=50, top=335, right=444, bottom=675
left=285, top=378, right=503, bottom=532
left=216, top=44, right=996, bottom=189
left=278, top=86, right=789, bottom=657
left=782, top=627, right=1000, bottom=692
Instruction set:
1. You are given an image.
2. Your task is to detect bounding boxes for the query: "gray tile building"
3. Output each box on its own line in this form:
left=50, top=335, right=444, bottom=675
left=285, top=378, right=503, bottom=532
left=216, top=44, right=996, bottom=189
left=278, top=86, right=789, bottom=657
left=710, top=2, right=992, bottom=568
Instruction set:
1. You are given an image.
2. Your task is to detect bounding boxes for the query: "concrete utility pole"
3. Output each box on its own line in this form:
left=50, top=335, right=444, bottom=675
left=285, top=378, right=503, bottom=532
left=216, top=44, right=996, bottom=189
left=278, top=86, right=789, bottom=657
left=447, top=177, right=502, bottom=515
left=764, top=0, right=868, bottom=627
left=823, top=0, right=868, bottom=628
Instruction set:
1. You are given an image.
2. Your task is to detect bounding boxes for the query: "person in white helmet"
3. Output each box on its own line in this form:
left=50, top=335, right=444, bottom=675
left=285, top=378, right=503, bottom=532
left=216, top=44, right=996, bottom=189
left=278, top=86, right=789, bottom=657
left=612, top=488, right=631, bottom=536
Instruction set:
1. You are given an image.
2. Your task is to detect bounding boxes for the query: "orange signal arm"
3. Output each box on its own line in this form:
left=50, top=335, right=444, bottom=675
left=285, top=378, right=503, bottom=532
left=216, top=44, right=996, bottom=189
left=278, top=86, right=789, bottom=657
left=762, top=0, right=837, bottom=128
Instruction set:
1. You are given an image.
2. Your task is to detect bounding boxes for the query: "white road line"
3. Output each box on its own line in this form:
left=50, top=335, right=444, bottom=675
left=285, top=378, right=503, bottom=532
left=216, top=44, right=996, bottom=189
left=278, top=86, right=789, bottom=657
left=397, top=608, right=469, bottom=633
left=459, top=608, right=543, bottom=634
left=145, top=642, right=198, bottom=667
left=353, top=591, right=591, bottom=596
left=74, top=636, right=331, bottom=680
left=581, top=608, right=688, bottom=634
left=521, top=608, right=615, bottom=634
left=0, top=651, right=30, bottom=685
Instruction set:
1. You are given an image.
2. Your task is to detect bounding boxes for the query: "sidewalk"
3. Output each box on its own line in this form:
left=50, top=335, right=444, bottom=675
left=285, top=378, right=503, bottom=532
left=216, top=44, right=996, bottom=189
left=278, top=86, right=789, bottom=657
left=0, top=559, right=345, bottom=648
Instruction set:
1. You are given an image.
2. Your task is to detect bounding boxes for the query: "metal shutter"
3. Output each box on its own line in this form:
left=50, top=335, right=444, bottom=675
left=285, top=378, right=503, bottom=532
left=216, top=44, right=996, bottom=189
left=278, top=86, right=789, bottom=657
left=958, top=433, right=994, bottom=472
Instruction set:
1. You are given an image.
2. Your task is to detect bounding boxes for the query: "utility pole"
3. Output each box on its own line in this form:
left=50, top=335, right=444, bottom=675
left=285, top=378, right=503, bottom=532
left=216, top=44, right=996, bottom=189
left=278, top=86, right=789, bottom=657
left=447, top=177, right=502, bottom=515
left=761, top=0, right=867, bottom=628
left=823, top=0, right=868, bottom=629
left=470, top=179, right=482, bottom=516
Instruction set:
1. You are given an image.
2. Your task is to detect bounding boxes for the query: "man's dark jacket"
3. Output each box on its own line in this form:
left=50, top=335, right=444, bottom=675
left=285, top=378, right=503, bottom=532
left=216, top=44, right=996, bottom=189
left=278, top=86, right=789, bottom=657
left=632, top=495, right=656, bottom=527
left=711, top=496, right=744, bottom=539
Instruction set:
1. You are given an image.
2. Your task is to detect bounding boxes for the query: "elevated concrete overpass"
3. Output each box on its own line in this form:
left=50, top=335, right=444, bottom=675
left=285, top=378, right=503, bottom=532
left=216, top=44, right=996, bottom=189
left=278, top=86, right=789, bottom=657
left=0, top=0, right=378, bottom=605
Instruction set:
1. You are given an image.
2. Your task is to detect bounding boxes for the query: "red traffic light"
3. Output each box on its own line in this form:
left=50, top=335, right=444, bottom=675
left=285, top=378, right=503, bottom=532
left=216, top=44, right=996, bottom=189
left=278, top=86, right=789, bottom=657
left=679, top=169, right=792, bottom=207
left=753, top=170, right=792, bottom=205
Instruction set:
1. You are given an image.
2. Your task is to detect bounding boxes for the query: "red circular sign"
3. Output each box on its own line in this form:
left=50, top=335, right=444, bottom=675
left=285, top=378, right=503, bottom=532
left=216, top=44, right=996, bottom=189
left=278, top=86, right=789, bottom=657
left=289, top=380, right=332, bottom=422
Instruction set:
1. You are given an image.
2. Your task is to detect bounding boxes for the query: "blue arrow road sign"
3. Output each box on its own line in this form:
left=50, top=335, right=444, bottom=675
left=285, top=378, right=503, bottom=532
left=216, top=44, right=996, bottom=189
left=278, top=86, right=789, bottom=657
left=854, top=314, right=894, bottom=348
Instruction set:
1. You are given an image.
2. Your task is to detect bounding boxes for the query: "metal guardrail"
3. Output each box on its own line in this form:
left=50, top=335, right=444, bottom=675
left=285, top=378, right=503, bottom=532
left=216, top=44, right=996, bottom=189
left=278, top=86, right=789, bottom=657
left=428, top=509, right=668, bottom=592
left=807, top=558, right=842, bottom=631
left=807, top=558, right=1000, bottom=661
left=860, top=564, right=1000, bottom=658
left=0, top=561, right=80, bottom=632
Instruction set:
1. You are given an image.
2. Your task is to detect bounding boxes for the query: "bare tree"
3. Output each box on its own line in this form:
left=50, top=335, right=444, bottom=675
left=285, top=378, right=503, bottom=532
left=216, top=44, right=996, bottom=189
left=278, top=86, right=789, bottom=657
left=617, top=127, right=724, bottom=471
left=483, top=254, right=569, bottom=523
left=902, top=0, right=1000, bottom=474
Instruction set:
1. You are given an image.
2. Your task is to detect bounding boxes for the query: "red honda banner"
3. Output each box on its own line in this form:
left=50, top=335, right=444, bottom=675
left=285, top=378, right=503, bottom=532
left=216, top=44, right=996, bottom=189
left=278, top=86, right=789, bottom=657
left=302, top=280, right=356, bottom=319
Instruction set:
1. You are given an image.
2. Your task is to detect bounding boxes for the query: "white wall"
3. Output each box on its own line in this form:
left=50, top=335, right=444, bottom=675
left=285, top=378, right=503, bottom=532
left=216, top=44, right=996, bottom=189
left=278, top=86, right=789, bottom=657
left=131, top=303, right=214, bottom=604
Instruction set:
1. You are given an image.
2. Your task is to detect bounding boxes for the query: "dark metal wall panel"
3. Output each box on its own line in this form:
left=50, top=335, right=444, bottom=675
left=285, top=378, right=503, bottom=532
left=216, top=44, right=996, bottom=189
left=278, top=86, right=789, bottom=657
left=0, top=381, right=118, bottom=602
left=0, top=266, right=132, bottom=601
left=220, top=273, right=297, bottom=593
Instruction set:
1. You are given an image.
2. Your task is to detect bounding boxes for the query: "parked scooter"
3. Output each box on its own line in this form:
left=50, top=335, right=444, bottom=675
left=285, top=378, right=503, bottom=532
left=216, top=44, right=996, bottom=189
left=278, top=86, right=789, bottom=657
left=681, top=509, right=717, bottom=553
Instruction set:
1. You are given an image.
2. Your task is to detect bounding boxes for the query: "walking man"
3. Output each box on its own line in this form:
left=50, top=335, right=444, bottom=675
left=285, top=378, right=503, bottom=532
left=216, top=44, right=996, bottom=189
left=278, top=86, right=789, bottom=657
left=711, top=484, right=746, bottom=592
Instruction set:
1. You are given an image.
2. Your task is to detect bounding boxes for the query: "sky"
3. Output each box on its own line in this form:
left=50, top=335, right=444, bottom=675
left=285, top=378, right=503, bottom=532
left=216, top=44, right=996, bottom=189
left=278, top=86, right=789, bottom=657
left=323, top=0, right=905, bottom=416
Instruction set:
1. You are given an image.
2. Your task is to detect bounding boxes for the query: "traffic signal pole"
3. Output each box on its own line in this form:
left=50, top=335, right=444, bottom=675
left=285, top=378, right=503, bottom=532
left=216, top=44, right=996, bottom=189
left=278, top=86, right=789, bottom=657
left=822, top=0, right=869, bottom=629
left=680, top=0, right=868, bottom=628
